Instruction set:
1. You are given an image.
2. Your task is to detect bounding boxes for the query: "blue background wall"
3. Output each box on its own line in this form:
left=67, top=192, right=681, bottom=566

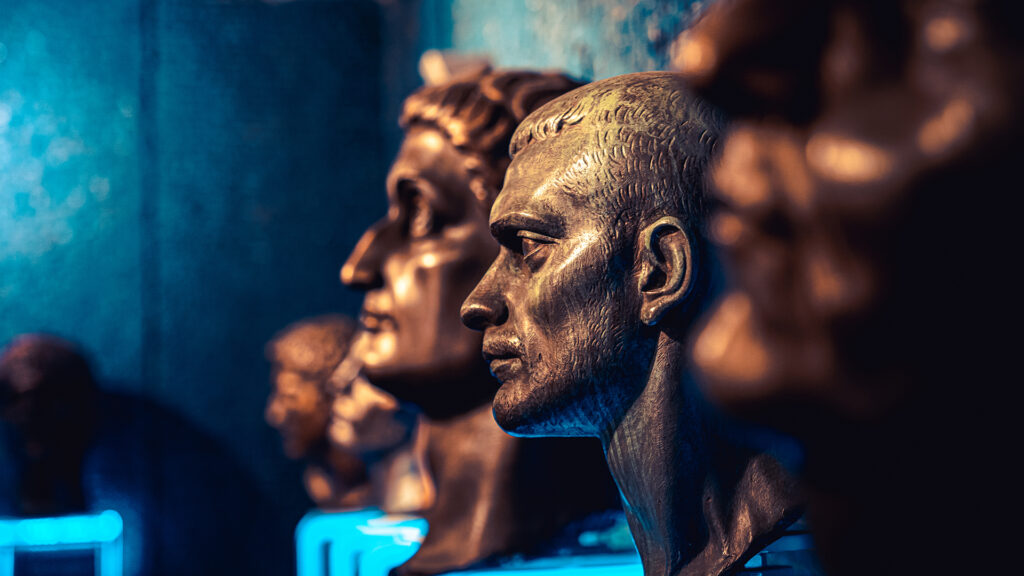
left=2, top=0, right=384, bottom=573
left=435, top=0, right=704, bottom=79
left=2, top=0, right=703, bottom=573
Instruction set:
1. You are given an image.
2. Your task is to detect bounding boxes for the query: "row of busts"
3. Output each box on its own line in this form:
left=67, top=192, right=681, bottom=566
left=269, top=64, right=805, bottom=576
left=266, top=67, right=801, bottom=576
left=266, top=1, right=1021, bottom=576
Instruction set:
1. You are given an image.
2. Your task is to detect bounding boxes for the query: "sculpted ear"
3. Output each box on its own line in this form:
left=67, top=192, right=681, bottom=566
left=638, top=216, right=694, bottom=326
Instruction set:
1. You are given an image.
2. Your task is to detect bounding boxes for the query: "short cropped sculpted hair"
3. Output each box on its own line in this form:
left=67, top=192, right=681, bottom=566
left=400, top=69, right=584, bottom=209
left=510, top=72, right=724, bottom=236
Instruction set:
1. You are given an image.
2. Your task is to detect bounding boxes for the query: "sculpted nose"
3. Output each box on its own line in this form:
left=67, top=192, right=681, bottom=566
left=461, top=268, right=508, bottom=331
left=341, top=221, right=389, bottom=290
left=265, top=396, right=285, bottom=428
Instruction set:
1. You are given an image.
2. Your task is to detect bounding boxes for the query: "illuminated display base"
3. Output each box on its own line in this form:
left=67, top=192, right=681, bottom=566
left=296, top=509, right=427, bottom=576
left=295, top=509, right=820, bottom=576
left=0, top=510, right=124, bottom=576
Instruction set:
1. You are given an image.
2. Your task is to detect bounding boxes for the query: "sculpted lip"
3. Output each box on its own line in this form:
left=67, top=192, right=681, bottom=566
left=360, top=309, right=396, bottom=333
left=482, top=334, right=523, bottom=362
left=482, top=334, right=525, bottom=382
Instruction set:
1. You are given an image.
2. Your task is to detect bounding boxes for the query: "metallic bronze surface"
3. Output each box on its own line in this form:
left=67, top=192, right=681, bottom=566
left=342, top=70, right=621, bottom=576
left=266, top=316, right=428, bottom=512
left=461, top=72, right=802, bottom=576
left=677, top=1, right=1021, bottom=574
left=327, top=358, right=434, bottom=514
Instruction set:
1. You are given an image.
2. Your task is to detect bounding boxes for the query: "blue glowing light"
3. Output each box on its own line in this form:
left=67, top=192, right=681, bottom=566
left=294, top=511, right=644, bottom=576
left=456, top=554, right=644, bottom=576
left=0, top=510, right=124, bottom=576
left=295, top=509, right=815, bottom=576
left=295, top=508, right=427, bottom=576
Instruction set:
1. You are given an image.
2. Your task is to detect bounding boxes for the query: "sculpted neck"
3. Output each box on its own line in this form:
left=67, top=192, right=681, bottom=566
left=602, top=333, right=791, bottom=576
left=423, top=403, right=518, bottom=533
left=400, top=402, right=520, bottom=575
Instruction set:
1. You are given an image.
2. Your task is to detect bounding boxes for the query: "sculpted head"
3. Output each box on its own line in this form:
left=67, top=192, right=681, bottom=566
left=0, top=334, right=98, bottom=456
left=461, top=72, right=723, bottom=437
left=341, top=71, right=582, bottom=416
left=265, top=315, right=357, bottom=459
left=266, top=315, right=415, bottom=461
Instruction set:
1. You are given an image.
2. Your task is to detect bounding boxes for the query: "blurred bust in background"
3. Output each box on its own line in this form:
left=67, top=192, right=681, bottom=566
left=266, top=315, right=430, bottom=512
left=0, top=334, right=98, bottom=516
left=1, top=333, right=285, bottom=575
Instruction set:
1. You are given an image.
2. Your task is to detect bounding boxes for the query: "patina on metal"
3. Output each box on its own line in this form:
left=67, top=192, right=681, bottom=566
left=676, top=1, right=1022, bottom=574
left=461, top=72, right=802, bottom=576
left=342, top=70, right=620, bottom=576
left=266, top=315, right=429, bottom=512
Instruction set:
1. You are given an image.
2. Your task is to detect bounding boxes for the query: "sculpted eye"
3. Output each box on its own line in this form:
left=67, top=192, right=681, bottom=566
left=516, top=231, right=553, bottom=264
left=520, top=237, right=543, bottom=259
left=408, top=191, right=436, bottom=239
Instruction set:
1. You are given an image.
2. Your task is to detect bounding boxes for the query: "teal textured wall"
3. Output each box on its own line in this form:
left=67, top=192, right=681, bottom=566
left=444, top=0, right=705, bottom=79
left=380, top=0, right=707, bottom=158
left=411, top=0, right=706, bottom=80
left=2, top=1, right=384, bottom=573
left=1, top=0, right=145, bottom=387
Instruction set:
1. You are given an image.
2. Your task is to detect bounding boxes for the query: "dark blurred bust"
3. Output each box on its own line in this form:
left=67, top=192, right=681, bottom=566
left=0, top=334, right=98, bottom=516
left=677, top=1, right=1023, bottom=574
left=1, top=334, right=289, bottom=574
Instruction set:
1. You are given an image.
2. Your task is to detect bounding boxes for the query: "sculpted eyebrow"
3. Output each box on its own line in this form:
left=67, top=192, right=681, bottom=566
left=490, top=212, right=565, bottom=239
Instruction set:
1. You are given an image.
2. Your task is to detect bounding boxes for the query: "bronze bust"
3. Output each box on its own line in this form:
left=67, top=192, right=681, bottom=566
left=675, top=1, right=1023, bottom=574
left=341, top=70, right=620, bottom=576
left=461, top=72, right=802, bottom=576
left=326, top=355, right=434, bottom=514
left=266, top=315, right=428, bottom=511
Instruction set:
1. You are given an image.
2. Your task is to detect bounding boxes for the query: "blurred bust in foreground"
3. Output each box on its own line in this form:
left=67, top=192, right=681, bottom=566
left=676, top=0, right=1023, bottom=574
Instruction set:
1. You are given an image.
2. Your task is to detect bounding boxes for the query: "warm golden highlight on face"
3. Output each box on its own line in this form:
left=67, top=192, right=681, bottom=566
left=462, top=72, right=723, bottom=437
left=341, top=126, right=497, bottom=392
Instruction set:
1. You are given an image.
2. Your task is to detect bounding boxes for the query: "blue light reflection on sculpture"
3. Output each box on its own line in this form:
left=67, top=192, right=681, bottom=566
left=456, top=562, right=644, bottom=576
left=296, top=509, right=426, bottom=576
left=294, top=510, right=645, bottom=576
left=0, top=510, right=123, bottom=576
left=295, top=509, right=816, bottom=576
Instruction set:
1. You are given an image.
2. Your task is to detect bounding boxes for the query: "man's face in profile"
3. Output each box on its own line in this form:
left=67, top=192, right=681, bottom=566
left=342, top=126, right=497, bottom=397
left=461, top=128, right=649, bottom=437
left=265, top=361, right=329, bottom=459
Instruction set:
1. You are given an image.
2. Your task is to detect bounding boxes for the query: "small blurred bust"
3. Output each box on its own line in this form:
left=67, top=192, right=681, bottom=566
left=327, top=344, right=433, bottom=514
left=0, top=334, right=99, bottom=516
left=266, top=316, right=431, bottom=512
left=266, top=316, right=355, bottom=461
